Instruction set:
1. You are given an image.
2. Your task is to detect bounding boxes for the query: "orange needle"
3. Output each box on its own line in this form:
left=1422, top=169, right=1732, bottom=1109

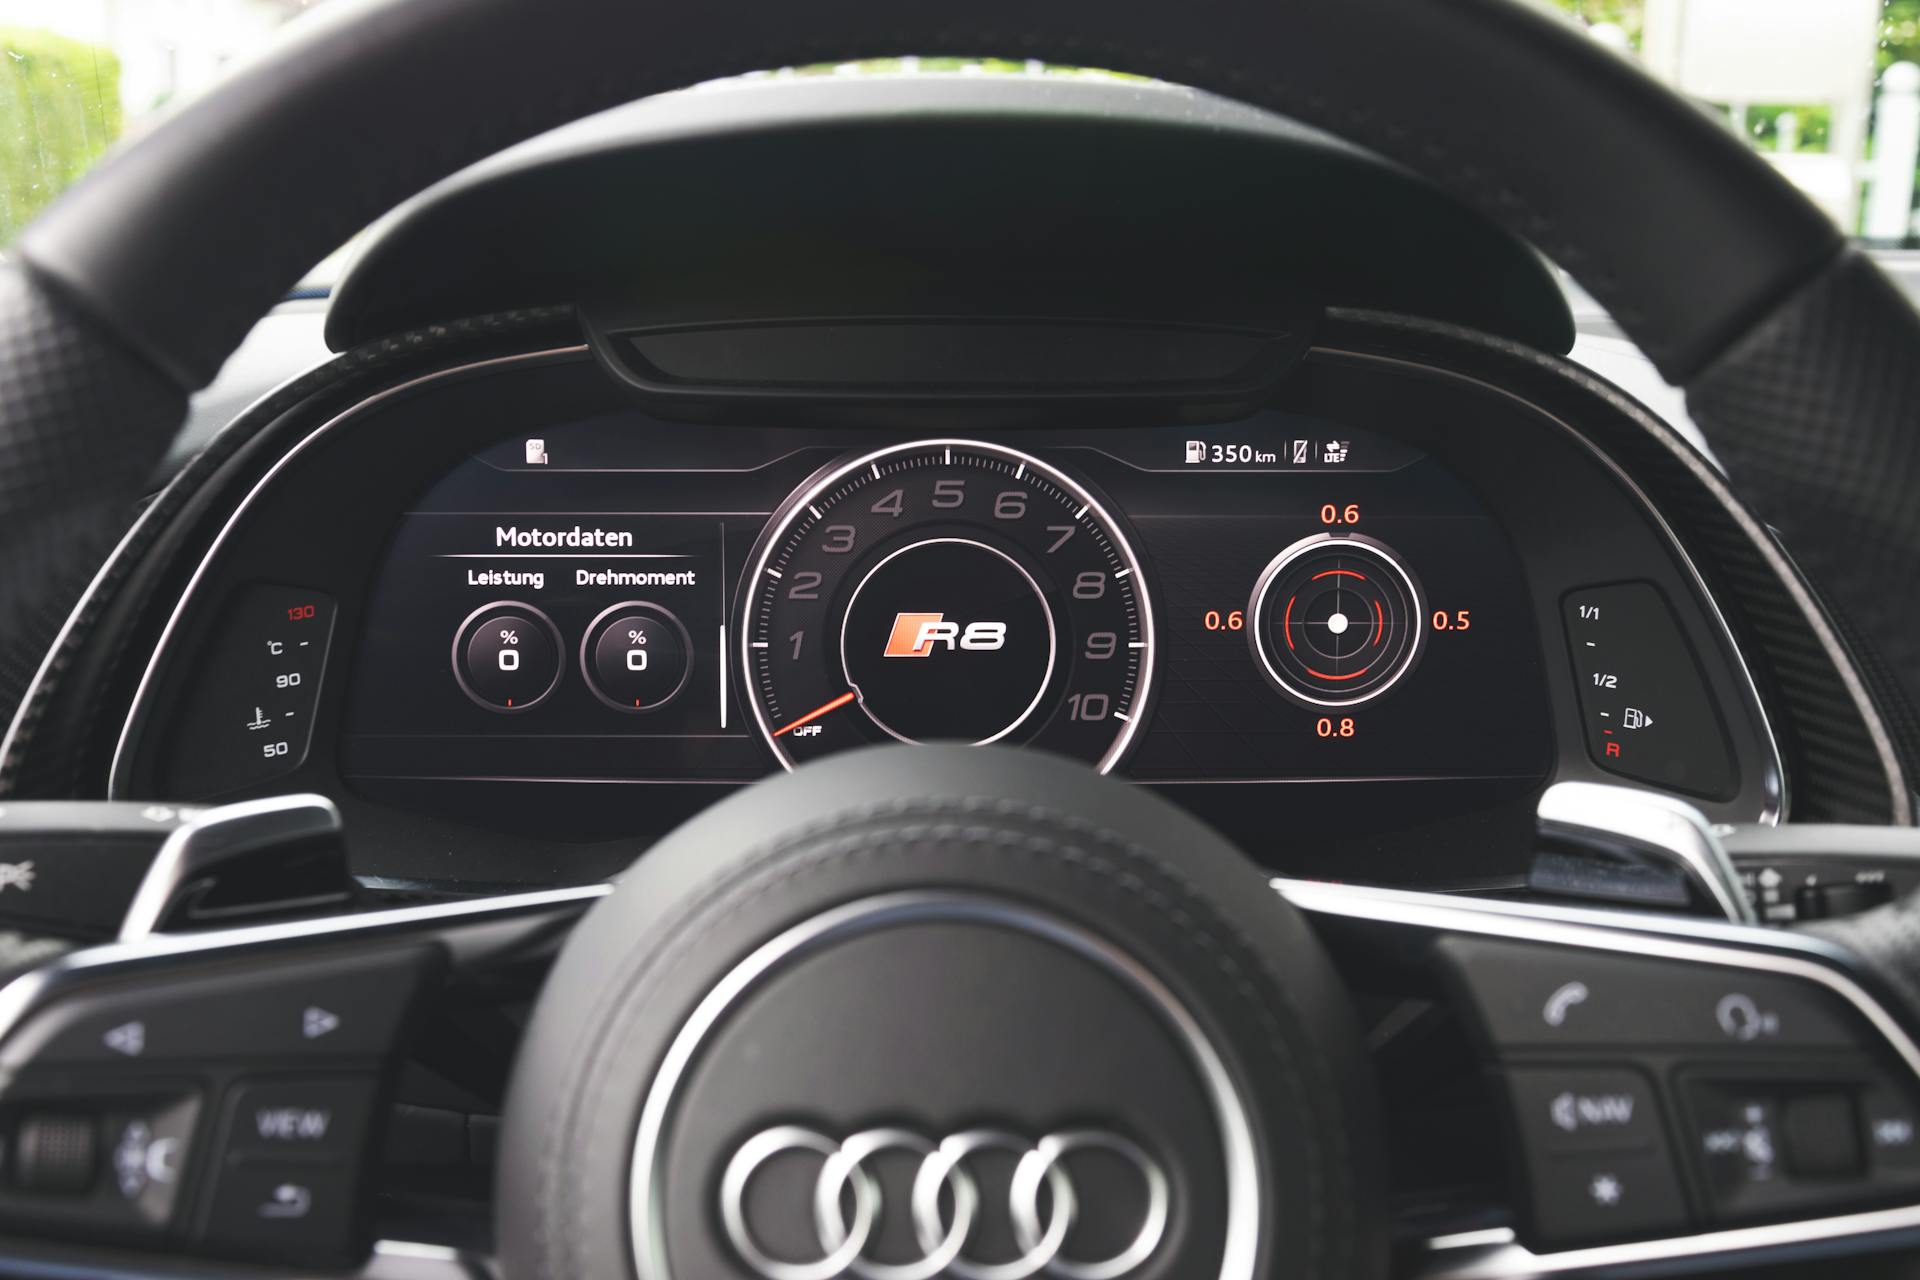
left=774, top=690, right=856, bottom=737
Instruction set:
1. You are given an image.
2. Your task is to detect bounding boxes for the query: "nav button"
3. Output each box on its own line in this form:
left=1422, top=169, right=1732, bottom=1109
left=1509, top=1068, right=1661, bottom=1155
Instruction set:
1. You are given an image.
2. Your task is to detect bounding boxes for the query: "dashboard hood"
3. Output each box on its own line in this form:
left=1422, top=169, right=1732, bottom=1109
left=325, top=73, right=1574, bottom=353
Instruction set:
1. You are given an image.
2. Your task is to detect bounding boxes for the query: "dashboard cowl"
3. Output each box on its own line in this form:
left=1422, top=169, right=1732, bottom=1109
left=325, top=75, right=1573, bottom=357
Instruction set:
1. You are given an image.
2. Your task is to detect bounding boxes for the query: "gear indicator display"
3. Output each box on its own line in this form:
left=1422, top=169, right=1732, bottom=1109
left=1563, top=581, right=1736, bottom=799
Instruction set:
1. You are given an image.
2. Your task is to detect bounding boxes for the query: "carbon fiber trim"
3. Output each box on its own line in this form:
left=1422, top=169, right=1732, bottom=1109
left=1688, top=250, right=1920, bottom=814
left=0, top=264, right=184, bottom=746
left=0, top=306, right=578, bottom=799
left=1324, top=309, right=1908, bottom=824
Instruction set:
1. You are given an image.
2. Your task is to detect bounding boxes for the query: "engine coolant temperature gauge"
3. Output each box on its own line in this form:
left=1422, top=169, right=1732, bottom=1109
left=1247, top=533, right=1425, bottom=707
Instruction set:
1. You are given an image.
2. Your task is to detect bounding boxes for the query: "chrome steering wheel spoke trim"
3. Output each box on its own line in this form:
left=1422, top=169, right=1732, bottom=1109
left=1536, top=781, right=1755, bottom=923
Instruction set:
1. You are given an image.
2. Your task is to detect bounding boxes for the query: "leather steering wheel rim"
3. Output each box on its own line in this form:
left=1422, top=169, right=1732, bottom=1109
left=0, top=0, right=1915, bottom=775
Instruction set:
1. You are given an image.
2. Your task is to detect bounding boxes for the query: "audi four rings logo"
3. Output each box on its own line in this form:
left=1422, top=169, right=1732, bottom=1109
left=720, top=1125, right=1170, bottom=1280
left=883, top=613, right=1010, bottom=658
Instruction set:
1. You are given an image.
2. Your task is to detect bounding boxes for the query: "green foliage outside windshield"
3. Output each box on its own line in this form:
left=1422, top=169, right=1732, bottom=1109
left=0, top=28, right=121, bottom=245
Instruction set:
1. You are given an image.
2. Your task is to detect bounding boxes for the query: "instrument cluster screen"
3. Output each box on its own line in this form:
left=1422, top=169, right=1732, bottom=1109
left=340, top=412, right=1553, bottom=794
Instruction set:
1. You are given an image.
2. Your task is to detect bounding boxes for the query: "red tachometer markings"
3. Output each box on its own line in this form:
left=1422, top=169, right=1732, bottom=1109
left=774, top=690, right=856, bottom=737
left=1372, top=599, right=1384, bottom=646
left=1310, top=568, right=1368, bottom=581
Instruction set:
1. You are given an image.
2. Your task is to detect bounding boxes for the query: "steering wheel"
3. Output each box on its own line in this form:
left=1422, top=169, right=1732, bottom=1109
left=2, top=1, right=1920, bottom=1277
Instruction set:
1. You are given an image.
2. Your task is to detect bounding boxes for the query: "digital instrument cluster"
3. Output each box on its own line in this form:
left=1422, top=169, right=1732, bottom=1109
left=337, top=413, right=1554, bottom=794
left=112, top=346, right=1789, bottom=884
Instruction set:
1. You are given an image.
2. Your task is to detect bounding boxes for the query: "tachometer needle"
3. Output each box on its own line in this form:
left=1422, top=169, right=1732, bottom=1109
left=774, top=690, right=856, bottom=738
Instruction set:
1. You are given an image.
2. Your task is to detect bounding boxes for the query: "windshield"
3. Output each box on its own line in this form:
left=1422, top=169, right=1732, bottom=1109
left=3, top=1, right=1918, bottom=252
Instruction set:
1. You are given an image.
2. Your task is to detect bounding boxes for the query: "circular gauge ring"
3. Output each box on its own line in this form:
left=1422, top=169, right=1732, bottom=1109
left=1247, top=532, right=1424, bottom=708
left=740, top=439, right=1154, bottom=772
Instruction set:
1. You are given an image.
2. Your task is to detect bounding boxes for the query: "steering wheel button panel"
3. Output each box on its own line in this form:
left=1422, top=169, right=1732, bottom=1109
left=1285, top=878, right=1920, bottom=1266
left=1670, top=1070, right=1920, bottom=1224
left=0, top=945, right=431, bottom=1068
left=1437, top=936, right=1864, bottom=1052
left=0, top=886, right=597, bottom=1269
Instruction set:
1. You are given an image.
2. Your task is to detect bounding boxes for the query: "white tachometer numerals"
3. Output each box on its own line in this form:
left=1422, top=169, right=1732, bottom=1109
left=740, top=440, right=1154, bottom=772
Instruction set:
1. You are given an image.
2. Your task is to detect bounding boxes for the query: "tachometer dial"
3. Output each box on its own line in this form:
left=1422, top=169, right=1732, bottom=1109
left=1248, top=532, right=1424, bottom=707
left=741, top=440, right=1154, bottom=771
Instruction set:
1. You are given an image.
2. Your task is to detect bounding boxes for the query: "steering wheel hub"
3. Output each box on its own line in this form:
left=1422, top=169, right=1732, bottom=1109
left=496, top=745, right=1383, bottom=1280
